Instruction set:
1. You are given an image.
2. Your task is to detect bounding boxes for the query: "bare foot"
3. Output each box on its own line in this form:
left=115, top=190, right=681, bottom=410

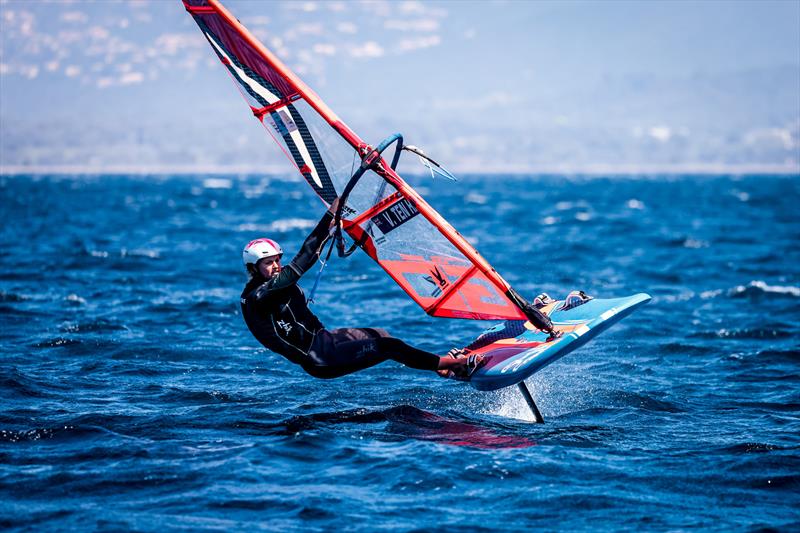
left=436, top=351, right=484, bottom=379
left=436, top=348, right=467, bottom=377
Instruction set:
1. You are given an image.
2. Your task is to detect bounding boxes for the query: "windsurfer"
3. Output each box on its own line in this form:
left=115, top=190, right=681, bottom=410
left=240, top=198, right=483, bottom=380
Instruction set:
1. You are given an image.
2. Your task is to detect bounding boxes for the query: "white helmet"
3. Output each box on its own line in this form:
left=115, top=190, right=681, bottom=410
left=242, top=238, right=283, bottom=267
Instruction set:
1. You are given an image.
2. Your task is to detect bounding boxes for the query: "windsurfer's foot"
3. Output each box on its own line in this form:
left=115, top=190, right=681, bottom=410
left=533, top=293, right=554, bottom=309
left=436, top=350, right=485, bottom=380
left=546, top=330, right=563, bottom=342
left=436, top=348, right=466, bottom=377
left=560, top=290, right=593, bottom=311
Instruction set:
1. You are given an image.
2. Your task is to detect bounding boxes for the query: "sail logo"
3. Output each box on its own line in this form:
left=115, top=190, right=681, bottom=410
left=424, top=266, right=449, bottom=297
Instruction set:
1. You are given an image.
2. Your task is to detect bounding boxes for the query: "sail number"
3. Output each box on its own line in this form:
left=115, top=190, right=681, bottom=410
left=369, top=197, right=420, bottom=235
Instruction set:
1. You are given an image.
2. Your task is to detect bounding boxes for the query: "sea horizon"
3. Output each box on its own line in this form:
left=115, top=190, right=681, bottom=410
left=2, top=165, right=799, bottom=177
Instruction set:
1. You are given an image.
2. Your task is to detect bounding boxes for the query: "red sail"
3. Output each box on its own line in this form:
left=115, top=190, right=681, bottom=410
left=184, top=0, right=527, bottom=321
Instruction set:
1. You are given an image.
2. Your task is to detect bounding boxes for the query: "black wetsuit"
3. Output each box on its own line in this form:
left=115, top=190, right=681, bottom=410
left=240, top=210, right=440, bottom=378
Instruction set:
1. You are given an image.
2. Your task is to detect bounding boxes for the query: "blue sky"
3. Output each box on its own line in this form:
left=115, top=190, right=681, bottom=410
left=1, top=0, right=798, bottom=174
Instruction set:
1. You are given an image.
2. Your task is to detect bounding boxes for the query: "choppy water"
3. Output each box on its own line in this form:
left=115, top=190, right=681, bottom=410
left=1, top=174, right=799, bottom=531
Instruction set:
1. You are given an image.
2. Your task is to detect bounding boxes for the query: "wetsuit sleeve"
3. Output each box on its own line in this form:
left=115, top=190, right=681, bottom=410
left=250, top=210, right=333, bottom=298
left=287, top=210, right=334, bottom=277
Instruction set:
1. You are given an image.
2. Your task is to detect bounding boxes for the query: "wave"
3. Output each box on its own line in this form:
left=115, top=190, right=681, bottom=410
left=0, top=271, right=32, bottom=281
left=206, top=497, right=300, bottom=513
left=0, top=291, right=27, bottom=302
left=82, top=247, right=161, bottom=261
left=661, top=342, right=715, bottom=356
left=202, top=178, right=232, bottom=189
left=692, top=326, right=793, bottom=340
left=755, top=348, right=800, bottom=363
left=33, top=337, right=82, bottom=348
left=745, top=475, right=800, bottom=490
left=64, top=293, right=87, bottom=306
left=0, top=305, right=45, bottom=317
left=626, top=198, right=646, bottom=209
left=734, top=401, right=800, bottom=412
left=730, top=280, right=800, bottom=298
left=0, top=424, right=103, bottom=443
left=675, top=280, right=800, bottom=303
left=237, top=218, right=315, bottom=233
left=0, top=367, right=52, bottom=399
left=729, top=369, right=799, bottom=383
left=682, top=238, right=709, bottom=249
left=59, top=319, right=128, bottom=334
left=125, top=384, right=253, bottom=405
left=662, top=235, right=710, bottom=249
left=2, top=510, right=74, bottom=529
left=606, top=390, right=684, bottom=413
left=717, top=442, right=789, bottom=454
left=106, top=346, right=191, bottom=362
left=235, top=406, right=537, bottom=449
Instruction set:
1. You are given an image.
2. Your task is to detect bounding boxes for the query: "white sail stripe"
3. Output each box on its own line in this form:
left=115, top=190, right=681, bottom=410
left=287, top=127, right=323, bottom=188
left=205, top=32, right=279, bottom=105
left=205, top=32, right=323, bottom=189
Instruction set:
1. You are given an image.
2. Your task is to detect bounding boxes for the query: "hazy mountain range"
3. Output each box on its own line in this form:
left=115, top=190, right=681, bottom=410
left=1, top=0, right=798, bottom=174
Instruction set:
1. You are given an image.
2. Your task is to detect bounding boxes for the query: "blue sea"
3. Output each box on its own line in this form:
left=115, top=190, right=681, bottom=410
left=1, top=173, right=798, bottom=531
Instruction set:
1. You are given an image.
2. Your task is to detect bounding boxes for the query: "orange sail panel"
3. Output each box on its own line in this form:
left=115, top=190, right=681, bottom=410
left=184, top=0, right=527, bottom=321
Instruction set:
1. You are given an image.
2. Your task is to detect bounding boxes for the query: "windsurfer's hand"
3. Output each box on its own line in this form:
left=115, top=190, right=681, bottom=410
left=327, top=197, right=340, bottom=215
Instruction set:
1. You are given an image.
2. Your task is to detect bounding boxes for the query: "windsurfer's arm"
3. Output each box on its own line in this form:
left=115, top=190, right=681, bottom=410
left=287, top=202, right=337, bottom=274
left=250, top=202, right=337, bottom=297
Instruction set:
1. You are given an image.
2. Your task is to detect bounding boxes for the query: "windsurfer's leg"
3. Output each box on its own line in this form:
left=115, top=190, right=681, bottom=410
left=302, top=328, right=394, bottom=378
left=305, top=336, right=438, bottom=377
left=374, top=337, right=440, bottom=371
left=302, top=351, right=388, bottom=379
left=329, top=336, right=477, bottom=373
left=303, top=328, right=479, bottom=378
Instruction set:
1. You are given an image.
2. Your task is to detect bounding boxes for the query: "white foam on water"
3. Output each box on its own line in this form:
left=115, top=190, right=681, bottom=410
left=700, top=289, right=722, bottom=299
left=734, top=280, right=800, bottom=297
left=731, top=190, right=750, bottom=202
left=683, top=238, right=709, bottom=249
left=465, top=192, right=488, bottom=204
left=486, top=378, right=556, bottom=422
left=492, top=387, right=539, bottom=422
left=626, top=199, right=645, bottom=209
left=202, top=178, right=232, bottom=189
left=123, top=248, right=160, bottom=259
left=268, top=218, right=315, bottom=232
left=64, top=294, right=86, bottom=305
left=659, top=291, right=696, bottom=302
left=236, top=218, right=314, bottom=233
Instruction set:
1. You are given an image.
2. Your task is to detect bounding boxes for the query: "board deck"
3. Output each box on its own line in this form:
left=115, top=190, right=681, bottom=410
left=467, top=293, right=651, bottom=391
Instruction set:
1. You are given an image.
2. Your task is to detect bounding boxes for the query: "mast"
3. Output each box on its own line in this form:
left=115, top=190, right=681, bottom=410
left=192, top=0, right=555, bottom=333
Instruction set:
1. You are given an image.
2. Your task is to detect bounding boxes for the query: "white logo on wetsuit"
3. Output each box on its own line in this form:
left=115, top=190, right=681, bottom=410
left=357, top=342, right=375, bottom=356
left=276, top=319, right=293, bottom=335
